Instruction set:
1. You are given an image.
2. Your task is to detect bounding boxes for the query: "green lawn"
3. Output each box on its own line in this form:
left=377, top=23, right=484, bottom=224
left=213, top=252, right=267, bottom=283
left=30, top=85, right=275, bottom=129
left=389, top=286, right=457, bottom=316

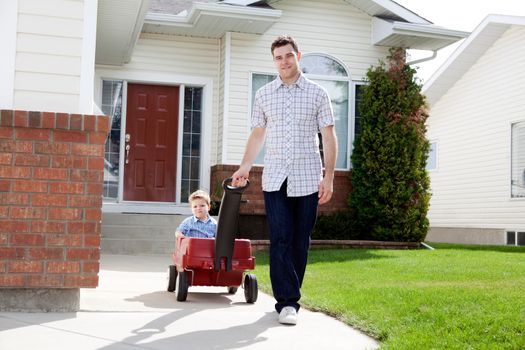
left=253, top=243, right=525, bottom=349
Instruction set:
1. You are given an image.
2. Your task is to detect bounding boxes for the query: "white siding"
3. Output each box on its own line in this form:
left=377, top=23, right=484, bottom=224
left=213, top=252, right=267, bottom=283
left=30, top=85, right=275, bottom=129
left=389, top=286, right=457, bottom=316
left=13, top=0, right=84, bottom=113
left=225, top=0, right=389, bottom=162
left=427, top=25, right=525, bottom=230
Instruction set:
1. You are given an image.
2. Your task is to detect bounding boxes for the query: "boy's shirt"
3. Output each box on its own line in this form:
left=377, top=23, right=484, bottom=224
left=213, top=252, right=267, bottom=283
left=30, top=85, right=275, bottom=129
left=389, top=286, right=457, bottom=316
left=177, top=215, right=217, bottom=238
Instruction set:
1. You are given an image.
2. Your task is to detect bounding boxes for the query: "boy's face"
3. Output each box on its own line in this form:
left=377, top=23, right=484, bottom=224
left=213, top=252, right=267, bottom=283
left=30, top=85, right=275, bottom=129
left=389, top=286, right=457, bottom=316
left=191, top=198, right=210, bottom=220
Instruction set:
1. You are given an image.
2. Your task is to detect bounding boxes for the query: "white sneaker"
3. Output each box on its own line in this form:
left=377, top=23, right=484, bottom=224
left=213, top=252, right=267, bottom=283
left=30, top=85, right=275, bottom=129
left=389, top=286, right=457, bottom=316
left=278, top=306, right=298, bottom=325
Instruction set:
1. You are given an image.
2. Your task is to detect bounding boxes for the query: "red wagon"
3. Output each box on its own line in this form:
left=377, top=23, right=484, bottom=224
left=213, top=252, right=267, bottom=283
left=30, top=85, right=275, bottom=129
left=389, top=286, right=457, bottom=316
left=167, top=178, right=258, bottom=303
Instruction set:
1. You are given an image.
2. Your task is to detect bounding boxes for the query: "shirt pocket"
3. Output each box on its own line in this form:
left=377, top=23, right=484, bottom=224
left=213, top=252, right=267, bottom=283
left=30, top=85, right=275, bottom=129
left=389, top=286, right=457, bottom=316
left=294, top=100, right=318, bottom=128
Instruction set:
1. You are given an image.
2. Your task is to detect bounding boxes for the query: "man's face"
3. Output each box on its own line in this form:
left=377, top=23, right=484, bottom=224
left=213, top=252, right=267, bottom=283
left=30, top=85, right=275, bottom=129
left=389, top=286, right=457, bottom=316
left=272, top=44, right=301, bottom=81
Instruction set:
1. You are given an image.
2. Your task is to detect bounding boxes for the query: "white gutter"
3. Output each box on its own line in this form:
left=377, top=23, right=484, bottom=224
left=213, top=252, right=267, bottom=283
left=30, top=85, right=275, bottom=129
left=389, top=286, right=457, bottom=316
left=407, top=50, right=437, bottom=66
left=145, top=2, right=282, bottom=25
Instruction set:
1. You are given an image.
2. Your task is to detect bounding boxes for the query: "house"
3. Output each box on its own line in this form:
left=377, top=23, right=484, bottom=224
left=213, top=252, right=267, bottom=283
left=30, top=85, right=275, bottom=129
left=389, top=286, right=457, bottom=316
left=1, top=0, right=473, bottom=309
left=1, top=0, right=468, bottom=222
left=423, top=15, right=525, bottom=246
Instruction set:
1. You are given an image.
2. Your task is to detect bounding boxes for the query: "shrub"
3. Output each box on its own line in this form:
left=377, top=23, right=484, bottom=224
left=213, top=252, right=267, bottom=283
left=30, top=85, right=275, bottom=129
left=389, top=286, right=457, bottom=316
left=348, top=48, right=431, bottom=242
left=311, top=211, right=361, bottom=240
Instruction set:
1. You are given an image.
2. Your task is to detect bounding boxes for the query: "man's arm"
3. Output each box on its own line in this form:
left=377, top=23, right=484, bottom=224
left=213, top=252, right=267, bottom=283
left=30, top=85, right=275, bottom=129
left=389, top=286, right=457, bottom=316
left=231, top=127, right=266, bottom=187
left=319, top=125, right=337, bottom=204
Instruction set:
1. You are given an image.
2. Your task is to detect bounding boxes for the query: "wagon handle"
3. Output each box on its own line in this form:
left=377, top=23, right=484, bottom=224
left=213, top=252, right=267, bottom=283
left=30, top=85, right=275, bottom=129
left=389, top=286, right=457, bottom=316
left=222, top=177, right=250, bottom=194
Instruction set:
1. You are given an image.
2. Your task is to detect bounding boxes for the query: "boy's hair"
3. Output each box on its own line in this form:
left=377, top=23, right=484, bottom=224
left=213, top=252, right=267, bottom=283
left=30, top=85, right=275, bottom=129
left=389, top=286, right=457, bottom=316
left=271, top=35, right=299, bottom=55
left=188, top=190, right=211, bottom=206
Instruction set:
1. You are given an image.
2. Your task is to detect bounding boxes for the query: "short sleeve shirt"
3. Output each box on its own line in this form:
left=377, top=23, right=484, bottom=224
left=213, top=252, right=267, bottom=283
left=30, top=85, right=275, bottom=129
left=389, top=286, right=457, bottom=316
left=176, top=215, right=217, bottom=238
left=252, top=73, right=334, bottom=196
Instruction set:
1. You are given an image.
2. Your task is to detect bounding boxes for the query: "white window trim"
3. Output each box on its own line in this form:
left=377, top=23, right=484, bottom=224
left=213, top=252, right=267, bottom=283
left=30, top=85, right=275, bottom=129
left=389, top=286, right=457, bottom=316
left=0, top=0, right=17, bottom=109
left=427, top=140, right=438, bottom=172
left=510, top=119, right=525, bottom=201
left=95, top=69, right=212, bottom=214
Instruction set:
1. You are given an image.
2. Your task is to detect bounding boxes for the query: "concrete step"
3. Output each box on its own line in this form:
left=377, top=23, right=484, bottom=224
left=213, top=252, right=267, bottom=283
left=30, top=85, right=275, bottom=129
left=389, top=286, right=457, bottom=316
left=101, top=213, right=185, bottom=255
left=102, top=213, right=186, bottom=226
left=101, top=238, right=174, bottom=255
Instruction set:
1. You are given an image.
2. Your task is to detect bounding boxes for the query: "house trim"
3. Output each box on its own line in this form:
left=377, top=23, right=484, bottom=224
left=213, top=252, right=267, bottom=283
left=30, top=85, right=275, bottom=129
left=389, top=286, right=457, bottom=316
left=0, top=0, right=18, bottom=109
left=79, top=0, right=98, bottom=114
left=423, top=15, right=525, bottom=106
left=221, top=32, right=232, bottom=164
left=510, top=119, right=525, bottom=201
left=95, top=68, right=213, bottom=214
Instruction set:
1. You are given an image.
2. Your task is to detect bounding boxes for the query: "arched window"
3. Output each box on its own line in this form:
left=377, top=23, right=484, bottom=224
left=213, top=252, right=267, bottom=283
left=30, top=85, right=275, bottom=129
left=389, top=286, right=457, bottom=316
left=300, top=53, right=350, bottom=169
left=250, top=53, right=361, bottom=169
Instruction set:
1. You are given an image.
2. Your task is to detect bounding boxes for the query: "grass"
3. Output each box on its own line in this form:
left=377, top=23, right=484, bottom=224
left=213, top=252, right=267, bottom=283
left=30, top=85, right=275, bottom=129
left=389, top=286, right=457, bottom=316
left=253, top=243, right=525, bottom=349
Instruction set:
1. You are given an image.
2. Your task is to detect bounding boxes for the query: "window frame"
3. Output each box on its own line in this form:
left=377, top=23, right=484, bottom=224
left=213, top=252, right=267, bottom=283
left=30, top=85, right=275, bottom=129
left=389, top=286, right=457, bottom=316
left=510, top=120, right=525, bottom=200
left=426, top=140, right=438, bottom=172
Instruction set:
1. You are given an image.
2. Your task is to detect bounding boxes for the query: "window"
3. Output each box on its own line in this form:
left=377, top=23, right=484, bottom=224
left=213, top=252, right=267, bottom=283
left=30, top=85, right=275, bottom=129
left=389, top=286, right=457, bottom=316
left=101, top=80, right=123, bottom=199
left=426, top=141, right=437, bottom=171
left=506, top=231, right=525, bottom=246
left=250, top=54, right=358, bottom=169
left=353, top=83, right=365, bottom=139
left=181, top=86, right=203, bottom=202
left=511, top=121, right=525, bottom=198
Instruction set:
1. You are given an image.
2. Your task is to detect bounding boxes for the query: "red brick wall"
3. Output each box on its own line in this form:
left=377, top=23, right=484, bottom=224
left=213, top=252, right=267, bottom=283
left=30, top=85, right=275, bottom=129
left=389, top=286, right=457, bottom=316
left=0, top=110, right=109, bottom=289
left=210, top=164, right=352, bottom=215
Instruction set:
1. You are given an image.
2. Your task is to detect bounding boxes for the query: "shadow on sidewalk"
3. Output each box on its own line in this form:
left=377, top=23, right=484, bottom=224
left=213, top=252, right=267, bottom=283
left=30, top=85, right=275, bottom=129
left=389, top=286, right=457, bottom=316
left=97, top=311, right=276, bottom=350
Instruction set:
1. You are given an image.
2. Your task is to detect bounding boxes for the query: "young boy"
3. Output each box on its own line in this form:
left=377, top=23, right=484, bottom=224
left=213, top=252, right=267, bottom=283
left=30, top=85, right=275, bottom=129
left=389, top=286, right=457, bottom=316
left=175, top=190, right=217, bottom=238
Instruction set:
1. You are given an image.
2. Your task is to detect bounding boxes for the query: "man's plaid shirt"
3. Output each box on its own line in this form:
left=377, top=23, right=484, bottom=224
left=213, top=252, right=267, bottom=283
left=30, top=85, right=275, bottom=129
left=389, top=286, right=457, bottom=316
left=252, top=73, right=334, bottom=197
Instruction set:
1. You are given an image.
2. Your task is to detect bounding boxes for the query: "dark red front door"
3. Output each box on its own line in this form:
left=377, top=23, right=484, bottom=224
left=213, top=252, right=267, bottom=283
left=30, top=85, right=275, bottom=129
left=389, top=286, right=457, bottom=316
left=124, top=83, right=179, bottom=202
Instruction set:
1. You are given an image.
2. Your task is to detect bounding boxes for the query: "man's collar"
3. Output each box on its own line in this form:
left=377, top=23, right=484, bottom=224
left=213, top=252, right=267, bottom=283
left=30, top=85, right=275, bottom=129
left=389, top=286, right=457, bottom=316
left=272, top=72, right=305, bottom=91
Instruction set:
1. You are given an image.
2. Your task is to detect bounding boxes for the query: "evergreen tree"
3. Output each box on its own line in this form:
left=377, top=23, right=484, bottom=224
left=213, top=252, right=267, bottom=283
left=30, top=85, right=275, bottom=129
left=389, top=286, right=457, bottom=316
left=349, top=48, right=430, bottom=242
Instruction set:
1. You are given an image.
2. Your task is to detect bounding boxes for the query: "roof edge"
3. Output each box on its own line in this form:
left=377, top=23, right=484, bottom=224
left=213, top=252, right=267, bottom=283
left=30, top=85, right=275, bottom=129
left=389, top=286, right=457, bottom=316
left=423, top=14, right=525, bottom=105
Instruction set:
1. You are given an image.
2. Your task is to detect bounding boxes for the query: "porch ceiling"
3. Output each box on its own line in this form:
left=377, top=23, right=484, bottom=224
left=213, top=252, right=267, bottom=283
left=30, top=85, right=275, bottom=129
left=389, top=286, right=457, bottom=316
left=96, top=0, right=151, bottom=66
left=141, top=2, right=282, bottom=38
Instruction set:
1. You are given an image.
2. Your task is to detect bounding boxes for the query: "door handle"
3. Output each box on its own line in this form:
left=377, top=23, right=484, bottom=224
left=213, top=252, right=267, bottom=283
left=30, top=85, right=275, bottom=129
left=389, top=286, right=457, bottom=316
left=125, top=133, right=131, bottom=164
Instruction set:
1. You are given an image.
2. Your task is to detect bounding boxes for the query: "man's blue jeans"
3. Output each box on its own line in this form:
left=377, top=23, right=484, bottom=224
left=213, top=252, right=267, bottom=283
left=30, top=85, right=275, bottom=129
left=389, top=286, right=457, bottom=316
left=263, top=179, right=318, bottom=313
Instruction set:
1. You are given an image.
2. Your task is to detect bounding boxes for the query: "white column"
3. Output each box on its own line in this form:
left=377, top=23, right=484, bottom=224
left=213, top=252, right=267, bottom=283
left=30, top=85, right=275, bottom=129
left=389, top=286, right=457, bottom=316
left=79, top=0, right=98, bottom=114
left=0, top=0, right=18, bottom=109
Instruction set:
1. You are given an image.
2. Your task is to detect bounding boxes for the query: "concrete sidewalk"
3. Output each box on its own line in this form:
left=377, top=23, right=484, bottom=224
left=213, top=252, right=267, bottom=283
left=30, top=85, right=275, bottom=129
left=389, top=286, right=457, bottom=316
left=0, top=254, right=379, bottom=350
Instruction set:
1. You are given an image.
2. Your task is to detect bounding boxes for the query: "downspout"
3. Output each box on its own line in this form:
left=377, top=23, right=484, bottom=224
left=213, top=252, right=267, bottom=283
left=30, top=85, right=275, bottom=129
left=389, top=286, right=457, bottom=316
left=406, top=50, right=437, bottom=65
left=420, top=242, right=435, bottom=250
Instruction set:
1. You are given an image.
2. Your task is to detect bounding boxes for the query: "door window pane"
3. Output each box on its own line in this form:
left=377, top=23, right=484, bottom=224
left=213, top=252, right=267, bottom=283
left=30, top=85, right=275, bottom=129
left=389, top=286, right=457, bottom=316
left=101, top=80, right=123, bottom=199
left=181, top=86, right=203, bottom=202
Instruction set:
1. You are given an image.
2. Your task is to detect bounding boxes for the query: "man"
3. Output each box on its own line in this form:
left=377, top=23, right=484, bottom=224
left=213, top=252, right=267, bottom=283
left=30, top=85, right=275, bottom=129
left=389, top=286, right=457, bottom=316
left=232, top=35, right=337, bottom=325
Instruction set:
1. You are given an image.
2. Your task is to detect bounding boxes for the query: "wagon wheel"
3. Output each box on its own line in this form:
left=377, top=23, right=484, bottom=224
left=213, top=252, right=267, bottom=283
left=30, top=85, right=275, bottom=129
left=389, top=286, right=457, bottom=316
left=243, top=274, right=258, bottom=303
left=227, top=286, right=238, bottom=294
left=176, top=271, right=189, bottom=301
left=167, top=265, right=177, bottom=292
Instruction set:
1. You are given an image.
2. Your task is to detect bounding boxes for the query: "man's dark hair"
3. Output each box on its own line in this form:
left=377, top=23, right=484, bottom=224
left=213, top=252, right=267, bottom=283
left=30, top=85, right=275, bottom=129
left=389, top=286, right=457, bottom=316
left=271, top=35, right=299, bottom=55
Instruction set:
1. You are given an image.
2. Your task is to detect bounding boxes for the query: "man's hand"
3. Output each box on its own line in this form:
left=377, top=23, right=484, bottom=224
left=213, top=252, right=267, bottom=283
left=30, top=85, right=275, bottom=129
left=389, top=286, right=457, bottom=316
left=232, top=166, right=250, bottom=187
left=318, top=176, right=334, bottom=204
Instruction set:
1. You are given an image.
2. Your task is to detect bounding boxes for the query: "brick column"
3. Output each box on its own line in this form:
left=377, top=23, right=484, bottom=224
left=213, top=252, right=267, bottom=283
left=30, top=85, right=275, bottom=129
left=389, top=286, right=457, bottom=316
left=0, top=110, right=109, bottom=311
